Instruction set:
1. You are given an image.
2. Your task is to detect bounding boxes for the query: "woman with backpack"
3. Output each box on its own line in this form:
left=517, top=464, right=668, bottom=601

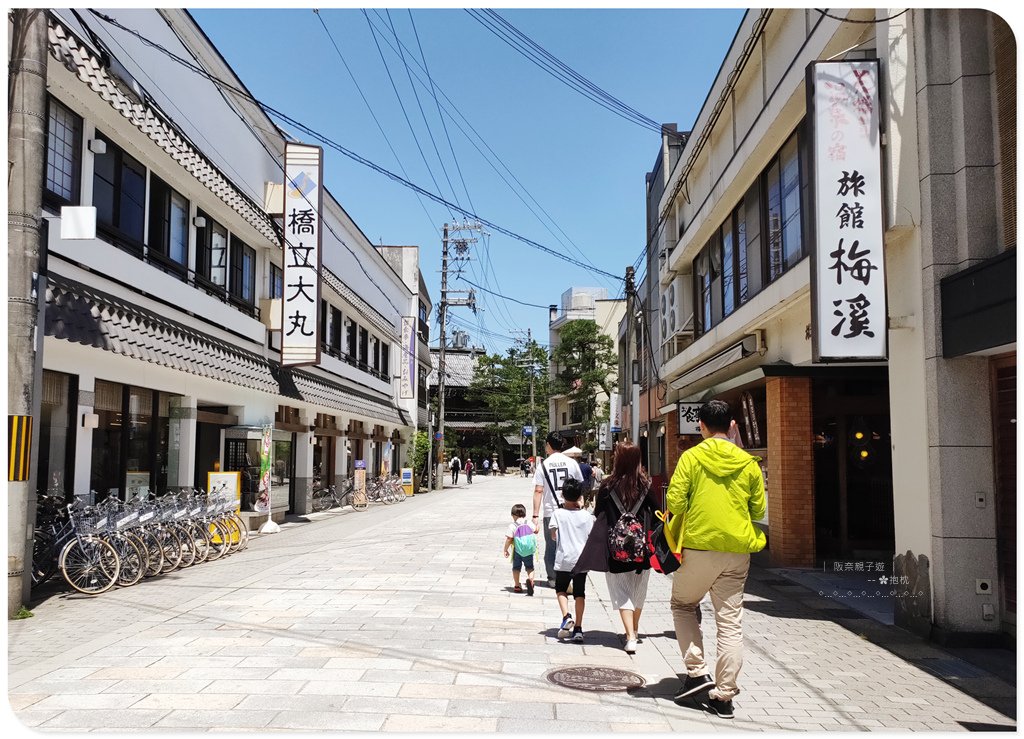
left=574, top=442, right=658, bottom=654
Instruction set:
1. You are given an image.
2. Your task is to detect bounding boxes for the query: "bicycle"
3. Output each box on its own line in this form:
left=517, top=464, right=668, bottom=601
left=311, top=478, right=355, bottom=512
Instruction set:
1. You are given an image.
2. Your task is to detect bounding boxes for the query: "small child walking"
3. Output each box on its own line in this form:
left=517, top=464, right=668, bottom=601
left=549, top=479, right=594, bottom=642
left=504, top=504, right=537, bottom=595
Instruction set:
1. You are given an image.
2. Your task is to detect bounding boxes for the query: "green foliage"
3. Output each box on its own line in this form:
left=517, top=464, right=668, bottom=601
left=411, top=431, right=430, bottom=475
left=467, top=342, right=549, bottom=456
left=551, top=319, right=617, bottom=435
left=13, top=606, right=33, bottom=620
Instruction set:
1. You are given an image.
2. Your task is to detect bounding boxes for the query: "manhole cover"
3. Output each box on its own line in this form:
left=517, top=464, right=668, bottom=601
left=546, top=666, right=646, bottom=692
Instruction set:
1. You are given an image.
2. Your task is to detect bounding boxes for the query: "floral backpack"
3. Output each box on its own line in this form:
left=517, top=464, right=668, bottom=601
left=608, top=490, right=648, bottom=564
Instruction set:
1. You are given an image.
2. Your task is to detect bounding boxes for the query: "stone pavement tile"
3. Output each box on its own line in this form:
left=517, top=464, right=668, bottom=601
left=34, top=694, right=148, bottom=710
left=234, top=694, right=346, bottom=712
left=132, top=693, right=245, bottom=710
left=322, top=656, right=413, bottom=670
left=447, top=699, right=555, bottom=719
left=202, top=679, right=306, bottom=694
left=382, top=715, right=498, bottom=732
left=496, top=717, right=613, bottom=732
left=153, top=709, right=279, bottom=729
left=87, top=667, right=187, bottom=681
left=499, top=661, right=553, bottom=676
left=340, top=695, right=449, bottom=716
left=40, top=708, right=171, bottom=729
left=399, top=684, right=501, bottom=700
left=610, top=721, right=673, bottom=731
left=299, top=680, right=401, bottom=697
left=555, top=700, right=663, bottom=722
left=7, top=694, right=47, bottom=711
left=31, top=667, right=102, bottom=681
left=268, top=666, right=364, bottom=681
left=10, top=679, right=119, bottom=695
left=268, top=710, right=388, bottom=731
left=362, top=669, right=457, bottom=684
left=11, top=708, right=66, bottom=727
left=498, top=686, right=602, bottom=704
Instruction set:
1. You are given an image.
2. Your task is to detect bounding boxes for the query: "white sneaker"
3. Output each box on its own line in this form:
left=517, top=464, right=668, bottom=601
left=557, top=616, right=575, bottom=639
left=624, top=639, right=638, bottom=654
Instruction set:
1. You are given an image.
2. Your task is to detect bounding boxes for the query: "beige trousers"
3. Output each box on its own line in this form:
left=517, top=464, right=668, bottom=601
left=670, top=548, right=751, bottom=701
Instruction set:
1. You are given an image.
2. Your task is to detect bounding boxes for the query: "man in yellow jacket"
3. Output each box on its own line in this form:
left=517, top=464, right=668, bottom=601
left=666, top=400, right=766, bottom=720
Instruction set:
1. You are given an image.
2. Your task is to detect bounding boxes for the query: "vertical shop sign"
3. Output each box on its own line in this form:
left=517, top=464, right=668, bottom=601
left=400, top=317, right=415, bottom=399
left=255, top=425, right=272, bottom=513
left=281, top=143, right=324, bottom=366
left=609, top=394, right=622, bottom=433
left=807, top=60, right=887, bottom=361
left=598, top=423, right=610, bottom=451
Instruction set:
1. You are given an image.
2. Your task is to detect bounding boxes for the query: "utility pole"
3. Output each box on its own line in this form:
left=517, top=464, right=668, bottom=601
left=512, top=328, right=539, bottom=462
left=434, top=220, right=480, bottom=490
left=8, top=9, right=49, bottom=616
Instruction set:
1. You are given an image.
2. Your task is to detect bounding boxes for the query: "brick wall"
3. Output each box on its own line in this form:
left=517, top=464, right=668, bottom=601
left=766, top=376, right=816, bottom=567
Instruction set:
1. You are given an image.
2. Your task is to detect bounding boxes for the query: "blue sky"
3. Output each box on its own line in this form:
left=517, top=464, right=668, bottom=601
left=192, top=8, right=745, bottom=352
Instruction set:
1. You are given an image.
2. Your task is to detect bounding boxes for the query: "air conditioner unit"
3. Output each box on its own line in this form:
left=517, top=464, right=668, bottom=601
left=660, top=277, right=695, bottom=340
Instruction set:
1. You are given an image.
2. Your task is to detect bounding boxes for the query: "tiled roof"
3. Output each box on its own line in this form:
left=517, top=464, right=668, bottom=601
left=45, top=274, right=408, bottom=426
left=322, top=266, right=397, bottom=340
left=47, top=15, right=279, bottom=245
left=428, top=350, right=478, bottom=388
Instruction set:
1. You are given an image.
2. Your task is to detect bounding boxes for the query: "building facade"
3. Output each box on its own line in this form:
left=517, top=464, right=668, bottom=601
left=28, top=10, right=430, bottom=524
left=548, top=287, right=626, bottom=448
left=648, top=9, right=1014, bottom=642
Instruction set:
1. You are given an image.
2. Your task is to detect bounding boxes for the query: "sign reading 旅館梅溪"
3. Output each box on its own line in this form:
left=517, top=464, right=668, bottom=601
left=808, top=60, right=887, bottom=362
left=281, top=143, right=324, bottom=367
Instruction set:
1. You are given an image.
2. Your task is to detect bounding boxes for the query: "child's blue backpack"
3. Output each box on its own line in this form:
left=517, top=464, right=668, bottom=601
left=513, top=522, right=537, bottom=556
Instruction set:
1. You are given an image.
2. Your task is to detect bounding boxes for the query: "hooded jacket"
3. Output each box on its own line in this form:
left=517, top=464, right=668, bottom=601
left=665, top=437, right=767, bottom=554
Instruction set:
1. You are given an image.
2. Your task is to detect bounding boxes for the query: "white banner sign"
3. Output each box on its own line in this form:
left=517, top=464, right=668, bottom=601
left=808, top=60, right=887, bottom=361
left=678, top=403, right=703, bottom=435
left=598, top=422, right=610, bottom=451
left=609, top=394, right=622, bottom=433
left=281, top=143, right=324, bottom=367
left=400, top=317, right=415, bottom=399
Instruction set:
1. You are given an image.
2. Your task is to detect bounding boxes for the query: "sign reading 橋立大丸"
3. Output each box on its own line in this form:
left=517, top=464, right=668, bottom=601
left=281, top=143, right=324, bottom=367
left=807, top=60, right=887, bottom=362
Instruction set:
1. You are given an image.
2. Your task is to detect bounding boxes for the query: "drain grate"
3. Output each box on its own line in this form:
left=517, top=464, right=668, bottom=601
left=915, top=658, right=989, bottom=680
left=546, top=666, right=646, bottom=692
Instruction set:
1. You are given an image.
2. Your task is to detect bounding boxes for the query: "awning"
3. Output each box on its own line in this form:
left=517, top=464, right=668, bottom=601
left=669, top=335, right=758, bottom=391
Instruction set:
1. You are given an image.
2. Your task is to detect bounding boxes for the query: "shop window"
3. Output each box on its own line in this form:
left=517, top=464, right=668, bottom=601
left=147, top=174, right=189, bottom=277
left=92, top=132, right=146, bottom=252
left=36, top=371, right=76, bottom=497
left=229, top=236, right=256, bottom=305
left=195, top=210, right=229, bottom=289
left=90, top=380, right=124, bottom=501
left=269, top=262, right=283, bottom=299
left=44, top=97, right=82, bottom=207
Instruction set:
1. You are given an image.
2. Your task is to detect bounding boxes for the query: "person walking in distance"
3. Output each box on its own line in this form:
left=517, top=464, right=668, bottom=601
left=466, top=458, right=474, bottom=484
left=531, top=432, right=584, bottom=588
left=666, top=400, right=766, bottom=720
left=450, top=454, right=461, bottom=485
left=574, top=442, right=658, bottom=655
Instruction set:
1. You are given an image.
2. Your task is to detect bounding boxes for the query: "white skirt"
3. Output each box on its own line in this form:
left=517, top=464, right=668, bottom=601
left=606, top=569, right=651, bottom=611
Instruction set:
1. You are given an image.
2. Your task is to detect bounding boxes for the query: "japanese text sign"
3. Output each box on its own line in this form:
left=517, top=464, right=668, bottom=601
left=808, top=61, right=887, bottom=361
left=281, top=143, right=324, bottom=367
left=678, top=403, right=703, bottom=435
left=400, top=317, right=415, bottom=399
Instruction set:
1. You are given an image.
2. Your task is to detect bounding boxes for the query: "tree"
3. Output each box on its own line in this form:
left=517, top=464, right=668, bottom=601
left=467, top=342, right=549, bottom=462
left=551, top=319, right=617, bottom=444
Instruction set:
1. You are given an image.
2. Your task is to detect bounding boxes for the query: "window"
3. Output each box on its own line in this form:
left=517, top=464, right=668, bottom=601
left=722, top=216, right=736, bottom=317
left=148, top=174, right=189, bottom=275
left=359, top=327, right=369, bottom=367
left=320, top=299, right=329, bottom=345
left=269, top=262, right=283, bottom=299
left=418, top=302, right=427, bottom=322
left=196, top=211, right=228, bottom=288
left=36, top=370, right=76, bottom=498
left=44, top=97, right=82, bottom=206
left=779, top=135, right=803, bottom=270
left=93, top=132, right=146, bottom=250
left=766, top=158, right=784, bottom=281
left=346, top=318, right=357, bottom=361
left=738, top=181, right=763, bottom=303
left=381, top=342, right=390, bottom=380
left=330, top=306, right=342, bottom=351
left=229, top=236, right=256, bottom=304
left=372, top=336, right=380, bottom=371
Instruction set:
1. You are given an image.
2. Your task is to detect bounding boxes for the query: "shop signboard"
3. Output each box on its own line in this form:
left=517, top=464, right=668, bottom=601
left=255, top=425, right=272, bottom=513
left=382, top=441, right=393, bottom=476
left=353, top=459, right=367, bottom=508
left=598, top=422, right=610, bottom=451
left=281, top=143, right=324, bottom=367
left=400, top=317, right=415, bottom=399
left=126, top=471, right=150, bottom=501
left=208, top=471, right=242, bottom=513
left=609, top=394, right=622, bottom=433
left=678, top=403, right=703, bottom=435
left=807, top=60, right=887, bottom=362
left=401, top=467, right=414, bottom=497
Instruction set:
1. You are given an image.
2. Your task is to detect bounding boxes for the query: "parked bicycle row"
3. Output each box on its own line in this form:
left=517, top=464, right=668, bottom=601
left=311, top=474, right=408, bottom=513
left=32, top=487, right=248, bottom=596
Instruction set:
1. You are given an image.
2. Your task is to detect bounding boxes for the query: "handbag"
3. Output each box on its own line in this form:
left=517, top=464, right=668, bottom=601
left=648, top=510, right=681, bottom=575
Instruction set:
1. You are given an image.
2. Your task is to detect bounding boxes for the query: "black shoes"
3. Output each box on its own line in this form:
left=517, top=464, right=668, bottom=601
left=526, top=578, right=535, bottom=596
left=706, top=697, right=734, bottom=719
left=674, top=674, right=714, bottom=701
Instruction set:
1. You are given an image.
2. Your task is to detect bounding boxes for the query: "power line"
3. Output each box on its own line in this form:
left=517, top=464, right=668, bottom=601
left=457, top=276, right=551, bottom=310
left=815, top=8, right=908, bottom=23
left=90, top=10, right=624, bottom=283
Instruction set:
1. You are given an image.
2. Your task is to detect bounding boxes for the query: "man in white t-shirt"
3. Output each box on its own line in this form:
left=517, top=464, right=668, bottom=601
left=531, top=432, right=584, bottom=587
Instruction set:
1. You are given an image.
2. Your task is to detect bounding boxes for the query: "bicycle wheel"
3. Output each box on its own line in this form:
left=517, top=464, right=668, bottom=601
left=311, top=488, right=333, bottom=512
left=124, top=532, right=150, bottom=576
left=175, top=525, right=197, bottom=568
left=187, top=522, right=211, bottom=564
left=140, top=529, right=164, bottom=577
left=159, top=529, right=184, bottom=573
left=59, top=537, right=120, bottom=595
left=111, top=534, right=145, bottom=587
left=221, top=516, right=242, bottom=554
left=230, top=514, right=249, bottom=551
left=206, top=520, right=229, bottom=561
left=31, top=528, right=58, bottom=588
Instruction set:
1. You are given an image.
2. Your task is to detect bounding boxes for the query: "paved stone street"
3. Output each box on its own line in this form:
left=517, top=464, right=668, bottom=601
left=8, top=475, right=1016, bottom=732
